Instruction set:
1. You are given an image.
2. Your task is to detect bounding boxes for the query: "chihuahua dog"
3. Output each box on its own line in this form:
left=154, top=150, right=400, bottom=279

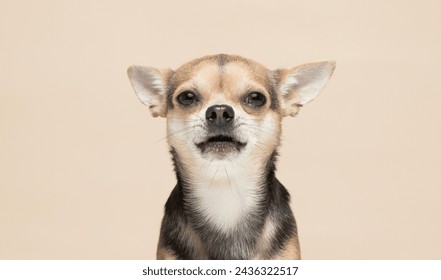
left=127, top=54, right=335, bottom=260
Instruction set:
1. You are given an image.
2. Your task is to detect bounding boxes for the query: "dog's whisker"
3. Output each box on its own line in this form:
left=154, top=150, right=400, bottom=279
left=223, top=166, right=232, bottom=190
left=176, top=120, right=200, bottom=124
left=242, top=124, right=278, bottom=134
left=242, top=124, right=279, bottom=134
left=245, top=128, right=273, bottom=142
left=244, top=124, right=288, bottom=142
left=209, top=166, right=219, bottom=188
left=246, top=126, right=288, bottom=142
left=154, top=127, right=195, bottom=144
left=230, top=159, right=245, bottom=169
left=172, top=154, right=200, bottom=161
left=200, top=157, right=215, bottom=171
left=253, top=143, right=265, bottom=152
left=155, top=132, right=184, bottom=144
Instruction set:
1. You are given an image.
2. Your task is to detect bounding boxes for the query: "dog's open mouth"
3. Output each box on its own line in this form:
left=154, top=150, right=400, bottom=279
left=196, top=135, right=246, bottom=155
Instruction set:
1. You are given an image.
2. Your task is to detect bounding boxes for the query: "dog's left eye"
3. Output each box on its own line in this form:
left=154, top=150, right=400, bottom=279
left=177, top=91, right=198, bottom=106
left=244, top=92, right=267, bottom=107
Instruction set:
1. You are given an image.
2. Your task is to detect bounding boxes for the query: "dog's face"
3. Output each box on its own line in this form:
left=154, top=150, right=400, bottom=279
left=165, top=56, right=283, bottom=162
left=128, top=55, right=335, bottom=162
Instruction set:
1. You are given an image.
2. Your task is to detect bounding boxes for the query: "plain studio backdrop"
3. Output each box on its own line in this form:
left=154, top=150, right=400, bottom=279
left=1, top=0, right=440, bottom=259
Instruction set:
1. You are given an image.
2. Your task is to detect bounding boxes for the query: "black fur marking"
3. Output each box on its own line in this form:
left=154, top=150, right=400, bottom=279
left=158, top=149, right=298, bottom=259
left=217, top=54, right=229, bottom=68
left=166, top=78, right=177, bottom=110
left=267, top=73, right=280, bottom=111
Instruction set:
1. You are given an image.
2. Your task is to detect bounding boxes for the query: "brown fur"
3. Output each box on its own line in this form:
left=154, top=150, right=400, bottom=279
left=127, top=54, right=335, bottom=260
left=168, top=59, right=275, bottom=119
left=156, top=246, right=177, bottom=260
left=276, top=235, right=301, bottom=260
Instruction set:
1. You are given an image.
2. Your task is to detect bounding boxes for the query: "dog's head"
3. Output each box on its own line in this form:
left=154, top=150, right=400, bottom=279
left=128, top=54, right=335, bottom=162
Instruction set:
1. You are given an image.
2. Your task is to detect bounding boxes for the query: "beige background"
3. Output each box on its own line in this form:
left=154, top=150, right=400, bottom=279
left=1, top=0, right=440, bottom=259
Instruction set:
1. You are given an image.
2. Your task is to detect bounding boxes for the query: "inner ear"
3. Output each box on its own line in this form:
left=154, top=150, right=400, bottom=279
left=127, top=66, right=173, bottom=118
left=276, top=61, right=336, bottom=117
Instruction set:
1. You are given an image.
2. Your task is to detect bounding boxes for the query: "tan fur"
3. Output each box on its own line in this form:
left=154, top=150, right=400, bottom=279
left=128, top=54, right=335, bottom=260
left=156, top=246, right=177, bottom=260
left=275, top=235, right=301, bottom=260
left=251, top=219, right=300, bottom=260
left=252, top=218, right=278, bottom=259
left=169, top=59, right=273, bottom=119
left=179, top=221, right=207, bottom=259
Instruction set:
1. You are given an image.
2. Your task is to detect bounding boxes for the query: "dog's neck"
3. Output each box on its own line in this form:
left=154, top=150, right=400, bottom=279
left=171, top=148, right=277, bottom=231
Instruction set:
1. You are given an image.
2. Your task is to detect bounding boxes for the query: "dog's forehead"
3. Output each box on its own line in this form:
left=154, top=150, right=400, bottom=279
left=172, top=55, right=271, bottom=94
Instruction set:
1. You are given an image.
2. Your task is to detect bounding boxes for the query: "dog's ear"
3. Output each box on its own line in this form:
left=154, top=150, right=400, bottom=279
left=276, top=61, right=336, bottom=117
left=127, top=66, right=173, bottom=118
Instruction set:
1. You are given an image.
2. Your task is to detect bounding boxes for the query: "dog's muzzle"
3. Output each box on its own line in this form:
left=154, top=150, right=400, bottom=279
left=195, top=104, right=246, bottom=158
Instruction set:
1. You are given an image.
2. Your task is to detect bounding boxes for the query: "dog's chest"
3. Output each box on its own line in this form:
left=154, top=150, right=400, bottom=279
left=188, top=160, right=263, bottom=231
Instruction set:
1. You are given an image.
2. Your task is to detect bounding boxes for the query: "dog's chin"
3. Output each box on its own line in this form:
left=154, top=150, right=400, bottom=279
left=195, top=135, right=246, bottom=159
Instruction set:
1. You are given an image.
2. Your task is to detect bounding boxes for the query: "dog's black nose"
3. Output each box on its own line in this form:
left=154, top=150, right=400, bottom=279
left=205, top=104, right=235, bottom=127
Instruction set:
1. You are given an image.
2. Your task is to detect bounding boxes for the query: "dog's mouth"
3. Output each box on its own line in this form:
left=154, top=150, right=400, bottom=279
left=196, top=134, right=246, bottom=156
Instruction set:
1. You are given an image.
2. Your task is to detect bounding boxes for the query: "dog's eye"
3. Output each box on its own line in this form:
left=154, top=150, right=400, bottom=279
left=244, top=92, right=266, bottom=107
left=177, top=91, right=198, bottom=106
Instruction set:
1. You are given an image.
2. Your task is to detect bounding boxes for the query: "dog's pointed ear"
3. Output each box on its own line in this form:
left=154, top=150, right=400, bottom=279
left=276, top=61, right=336, bottom=117
left=127, top=66, right=173, bottom=118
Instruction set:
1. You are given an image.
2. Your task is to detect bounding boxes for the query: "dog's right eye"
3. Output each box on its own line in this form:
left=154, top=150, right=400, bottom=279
left=177, top=91, right=198, bottom=106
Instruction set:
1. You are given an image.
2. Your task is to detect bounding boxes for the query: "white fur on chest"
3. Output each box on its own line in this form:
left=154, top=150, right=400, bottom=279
left=188, top=158, right=263, bottom=231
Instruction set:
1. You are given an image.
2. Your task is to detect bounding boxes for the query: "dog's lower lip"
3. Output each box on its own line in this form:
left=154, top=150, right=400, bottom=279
left=195, top=135, right=246, bottom=153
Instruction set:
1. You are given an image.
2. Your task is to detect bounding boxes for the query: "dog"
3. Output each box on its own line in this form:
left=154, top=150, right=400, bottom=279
left=127, top=54, right=335, bottom=259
